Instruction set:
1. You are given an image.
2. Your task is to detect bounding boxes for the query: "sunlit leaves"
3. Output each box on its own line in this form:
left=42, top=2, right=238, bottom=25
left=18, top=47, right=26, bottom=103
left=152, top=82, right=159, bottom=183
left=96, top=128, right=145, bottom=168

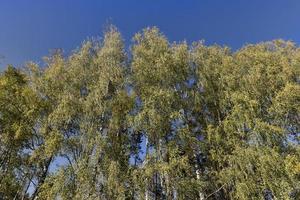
left=1, top=27, right=299, bottom=200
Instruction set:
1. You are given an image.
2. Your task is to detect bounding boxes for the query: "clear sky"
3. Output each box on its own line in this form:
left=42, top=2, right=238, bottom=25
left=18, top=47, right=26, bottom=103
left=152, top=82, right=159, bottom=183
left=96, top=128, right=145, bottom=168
left=0, top=0, right=300, bottom=69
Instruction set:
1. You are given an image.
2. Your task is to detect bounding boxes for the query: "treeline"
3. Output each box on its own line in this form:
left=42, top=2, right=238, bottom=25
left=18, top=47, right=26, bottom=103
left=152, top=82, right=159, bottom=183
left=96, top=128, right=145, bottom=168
left=0, top=26, right=299, bottom=200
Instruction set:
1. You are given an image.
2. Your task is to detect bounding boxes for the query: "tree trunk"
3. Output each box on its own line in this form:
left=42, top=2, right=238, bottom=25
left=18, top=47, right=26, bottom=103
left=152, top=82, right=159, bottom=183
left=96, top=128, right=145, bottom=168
left=30, top=156, right=52, bottom=200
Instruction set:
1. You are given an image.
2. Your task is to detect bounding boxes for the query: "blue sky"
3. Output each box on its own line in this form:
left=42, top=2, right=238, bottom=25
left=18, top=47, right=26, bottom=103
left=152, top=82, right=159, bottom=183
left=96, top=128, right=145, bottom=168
left=0, top=0, right=300, bottom=69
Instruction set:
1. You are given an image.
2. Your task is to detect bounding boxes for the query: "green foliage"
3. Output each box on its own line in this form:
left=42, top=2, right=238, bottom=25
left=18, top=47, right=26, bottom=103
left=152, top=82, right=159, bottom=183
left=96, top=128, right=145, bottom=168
left=0, top=27, right=299, bottom=199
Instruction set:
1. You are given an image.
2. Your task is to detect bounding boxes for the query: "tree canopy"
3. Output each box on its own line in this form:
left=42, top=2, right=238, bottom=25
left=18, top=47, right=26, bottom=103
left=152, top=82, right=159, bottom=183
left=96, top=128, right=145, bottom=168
left=0, top=26, right=299, bottom=200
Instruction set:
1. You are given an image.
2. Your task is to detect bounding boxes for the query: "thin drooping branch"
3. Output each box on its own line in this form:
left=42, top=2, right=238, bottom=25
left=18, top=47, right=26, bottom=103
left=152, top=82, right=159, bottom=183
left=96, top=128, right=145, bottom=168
left=204, top=182, right=227, bottom=200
